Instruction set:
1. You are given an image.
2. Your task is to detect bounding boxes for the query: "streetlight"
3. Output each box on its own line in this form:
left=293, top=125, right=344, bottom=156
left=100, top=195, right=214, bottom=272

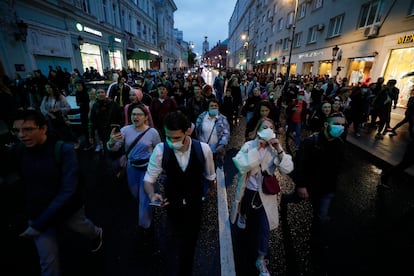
left=285, top=0, right=299, bottom=82
left=242, top=33, right=249, bottom=71
left=332, top=45, right=340, bottom=78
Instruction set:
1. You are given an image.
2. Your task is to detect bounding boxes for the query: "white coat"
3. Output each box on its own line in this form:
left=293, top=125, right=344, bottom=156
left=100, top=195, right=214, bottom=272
left=230, top=138, right=294, bottom=230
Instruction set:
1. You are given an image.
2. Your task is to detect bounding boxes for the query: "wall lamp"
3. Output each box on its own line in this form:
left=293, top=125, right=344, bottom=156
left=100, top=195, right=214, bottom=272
left=14, top=20, right=28, bottom=41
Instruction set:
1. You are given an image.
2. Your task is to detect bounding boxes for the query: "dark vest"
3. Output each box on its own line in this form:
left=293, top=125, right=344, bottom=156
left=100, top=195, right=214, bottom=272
left=164, top=142, right=204, bottom=209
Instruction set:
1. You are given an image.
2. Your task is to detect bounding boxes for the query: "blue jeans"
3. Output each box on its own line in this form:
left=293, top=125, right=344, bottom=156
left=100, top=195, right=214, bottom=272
left=31, top=207, right=100, bottom=276
left=311, top=192, right=335, bottom=223
left=127, top=164, right=152, bottom=228
left=241, top=189, right=270, bottom=256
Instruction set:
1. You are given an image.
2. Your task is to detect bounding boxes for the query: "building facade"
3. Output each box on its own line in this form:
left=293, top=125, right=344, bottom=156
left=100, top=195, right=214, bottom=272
left=0, top=0, right=182, bottom=78
left=228, top=0, right=414, bottom=106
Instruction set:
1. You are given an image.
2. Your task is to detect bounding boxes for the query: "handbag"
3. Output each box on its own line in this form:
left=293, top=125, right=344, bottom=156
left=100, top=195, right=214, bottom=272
left=113, top=127, right=151, bottom=178
left=261, top=169, right=281, bottom=195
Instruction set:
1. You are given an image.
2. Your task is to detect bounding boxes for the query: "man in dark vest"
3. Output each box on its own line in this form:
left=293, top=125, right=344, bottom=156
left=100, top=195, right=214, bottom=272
left=144, top=111, right=216, bottom=276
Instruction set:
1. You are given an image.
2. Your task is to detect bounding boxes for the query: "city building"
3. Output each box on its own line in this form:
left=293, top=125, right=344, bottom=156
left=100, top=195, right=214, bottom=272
left=203, top=40, right=228, bottom=71
left=0, top=0, right=183, bottom=78
left=228, top=0, right=414, bottom=106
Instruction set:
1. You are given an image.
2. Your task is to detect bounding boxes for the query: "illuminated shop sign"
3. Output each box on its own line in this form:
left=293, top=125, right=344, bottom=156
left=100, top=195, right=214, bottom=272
left=75, top=23, right=102, bottom=37
left=397, top=34, right=414, bottom=44
left=298, top=51, right=323, bottom=59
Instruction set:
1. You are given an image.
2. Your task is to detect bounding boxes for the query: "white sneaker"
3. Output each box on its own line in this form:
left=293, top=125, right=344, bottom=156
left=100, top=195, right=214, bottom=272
left=256, top=259, right=270, bottom=276
left=237, top=214, right=246, bottom=229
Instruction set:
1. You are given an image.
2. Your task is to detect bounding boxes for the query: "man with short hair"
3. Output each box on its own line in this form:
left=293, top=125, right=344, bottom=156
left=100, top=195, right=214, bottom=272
left=292, top=112, right=346, bottom=275
left=144, top=111, right=216, bottom=276
left=9, top=110, right=103, bottom=276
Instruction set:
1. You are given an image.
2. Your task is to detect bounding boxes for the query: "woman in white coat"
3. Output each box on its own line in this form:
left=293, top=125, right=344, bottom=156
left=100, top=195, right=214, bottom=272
left=231, top=117, right=293, bottom=276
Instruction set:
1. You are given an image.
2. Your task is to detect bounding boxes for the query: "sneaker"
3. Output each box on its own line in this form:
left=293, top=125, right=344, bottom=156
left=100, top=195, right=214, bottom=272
left=237, top=214, right=246, bottom=229
left=255, top=259, right=270, bottom=276
left=91, top=227, right=103, bottom=252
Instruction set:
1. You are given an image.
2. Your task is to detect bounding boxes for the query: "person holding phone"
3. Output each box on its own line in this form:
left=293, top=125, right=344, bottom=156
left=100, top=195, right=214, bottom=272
left=231, top=117, right=293, bottom=276
left=107, top=104, right=161, bottom=229
left=144, top=111, right=216, bottom=276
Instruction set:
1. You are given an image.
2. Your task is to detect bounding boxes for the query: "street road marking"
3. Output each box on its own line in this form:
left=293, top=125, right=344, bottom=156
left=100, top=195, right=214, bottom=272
left=216, top=167, right=236, bottom=276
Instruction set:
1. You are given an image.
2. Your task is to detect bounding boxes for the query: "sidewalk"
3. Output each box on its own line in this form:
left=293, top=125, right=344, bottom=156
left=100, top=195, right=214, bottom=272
left=346, top=107, right=414, bottom=176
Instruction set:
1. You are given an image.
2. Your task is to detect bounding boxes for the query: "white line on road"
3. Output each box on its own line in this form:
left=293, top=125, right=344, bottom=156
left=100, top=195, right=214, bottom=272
left=216, top=167, right=236, bottom=276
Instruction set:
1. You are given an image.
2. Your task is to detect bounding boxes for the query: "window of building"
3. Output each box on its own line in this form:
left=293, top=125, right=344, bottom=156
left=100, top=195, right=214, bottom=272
left=314, top=0, right=323, bottom=9
left=112, top=3, right=118, bottom=27
left=82, top=0, right=91, bottom=14
left=358, top=1, right=381, bottom=28
left=136, top=20, right=141, bottom=38
left=268, top=44, right=272, bottom=55
left=263, top=47, right=267, bottom=57
left=308, top=25, right=318, bottom=43
left=287, top=11, right=294, bottom=28
left=272, top=23, right=276, bottom=33
left=128, top=15, right=132, bottom=32
left=121, top=10, right=125, bottom=30
left=293, top=32, right=302, bottom=48
left=278, top=18, right=284, bottom=30
left=274, top=3, right=279, bottom=14
left=103, top=0, right=108, bottom=23
left=283, top=37, right=290, bottom=50
left=410, top=0, right=414, bottom=15
left=299, top=3, right=306, bottom=19
left=328, top=14, right=344, bottom=37
left=263, top=14, right=266, bottom=23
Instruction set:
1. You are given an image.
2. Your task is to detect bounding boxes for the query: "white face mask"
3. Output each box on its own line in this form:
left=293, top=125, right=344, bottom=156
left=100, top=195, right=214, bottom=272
left=167, top=137, right=185, bottom=150
left=257, top=128, right=275, bottom=142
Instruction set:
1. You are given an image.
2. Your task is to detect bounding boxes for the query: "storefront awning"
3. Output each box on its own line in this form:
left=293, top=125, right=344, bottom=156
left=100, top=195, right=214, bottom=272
left=127, top=50, right=156, bottom=61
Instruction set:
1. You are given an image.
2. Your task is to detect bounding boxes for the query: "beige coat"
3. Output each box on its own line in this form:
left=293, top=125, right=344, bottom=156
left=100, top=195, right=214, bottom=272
left=230, top=138, right=294, bottom=230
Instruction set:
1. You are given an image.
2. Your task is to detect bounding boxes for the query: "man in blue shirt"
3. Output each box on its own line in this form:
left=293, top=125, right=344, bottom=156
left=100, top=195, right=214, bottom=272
left=11, top=110, right=102, bottom=276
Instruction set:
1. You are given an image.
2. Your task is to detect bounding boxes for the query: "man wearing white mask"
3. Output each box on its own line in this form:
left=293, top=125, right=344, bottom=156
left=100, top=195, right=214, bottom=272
left=195, top=98, right=230, bottom=168
left=292, top=112, right=346, bottom=275
left=144, top=111, right=216, bottom=276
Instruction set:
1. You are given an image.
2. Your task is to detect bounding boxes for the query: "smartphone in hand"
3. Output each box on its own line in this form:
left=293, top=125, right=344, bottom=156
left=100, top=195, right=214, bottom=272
left=111, top=124, right=121, bottom=133
left=149, top=199, right=163, bottom=207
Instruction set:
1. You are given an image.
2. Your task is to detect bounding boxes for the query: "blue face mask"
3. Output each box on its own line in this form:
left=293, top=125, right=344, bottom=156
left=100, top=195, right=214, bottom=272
left=328, top=124, right=344, bottom=138
left=297, top=95, right=303, bottom=101
left=209, top=109, right=218, bottom=116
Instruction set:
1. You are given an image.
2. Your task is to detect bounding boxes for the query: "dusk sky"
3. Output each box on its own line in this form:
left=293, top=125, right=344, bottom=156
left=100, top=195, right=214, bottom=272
left=174, top=0, right=238, bottom=55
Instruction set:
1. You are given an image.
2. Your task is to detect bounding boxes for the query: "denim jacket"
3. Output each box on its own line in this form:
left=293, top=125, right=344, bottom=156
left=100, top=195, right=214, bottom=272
left=195, top=111, right=230, bottom=152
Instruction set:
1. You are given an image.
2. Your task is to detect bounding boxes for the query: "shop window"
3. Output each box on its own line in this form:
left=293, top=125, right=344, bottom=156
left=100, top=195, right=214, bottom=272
left=358, top=1, right=381, bottom=28
left=328, top=14, right=344, bottom=38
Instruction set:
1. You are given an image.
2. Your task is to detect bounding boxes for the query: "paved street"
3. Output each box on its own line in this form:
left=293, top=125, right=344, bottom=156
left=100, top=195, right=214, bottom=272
left=1, top=109, right=414, bottom=276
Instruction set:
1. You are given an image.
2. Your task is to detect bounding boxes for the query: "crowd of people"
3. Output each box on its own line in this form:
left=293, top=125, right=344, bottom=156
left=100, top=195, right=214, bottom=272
left=1, top=64, right=413, bottom=276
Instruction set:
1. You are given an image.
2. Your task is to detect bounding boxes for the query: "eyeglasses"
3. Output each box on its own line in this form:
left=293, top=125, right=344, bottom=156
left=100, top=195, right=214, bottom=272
left=11, top=127, right=39, bottom=135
